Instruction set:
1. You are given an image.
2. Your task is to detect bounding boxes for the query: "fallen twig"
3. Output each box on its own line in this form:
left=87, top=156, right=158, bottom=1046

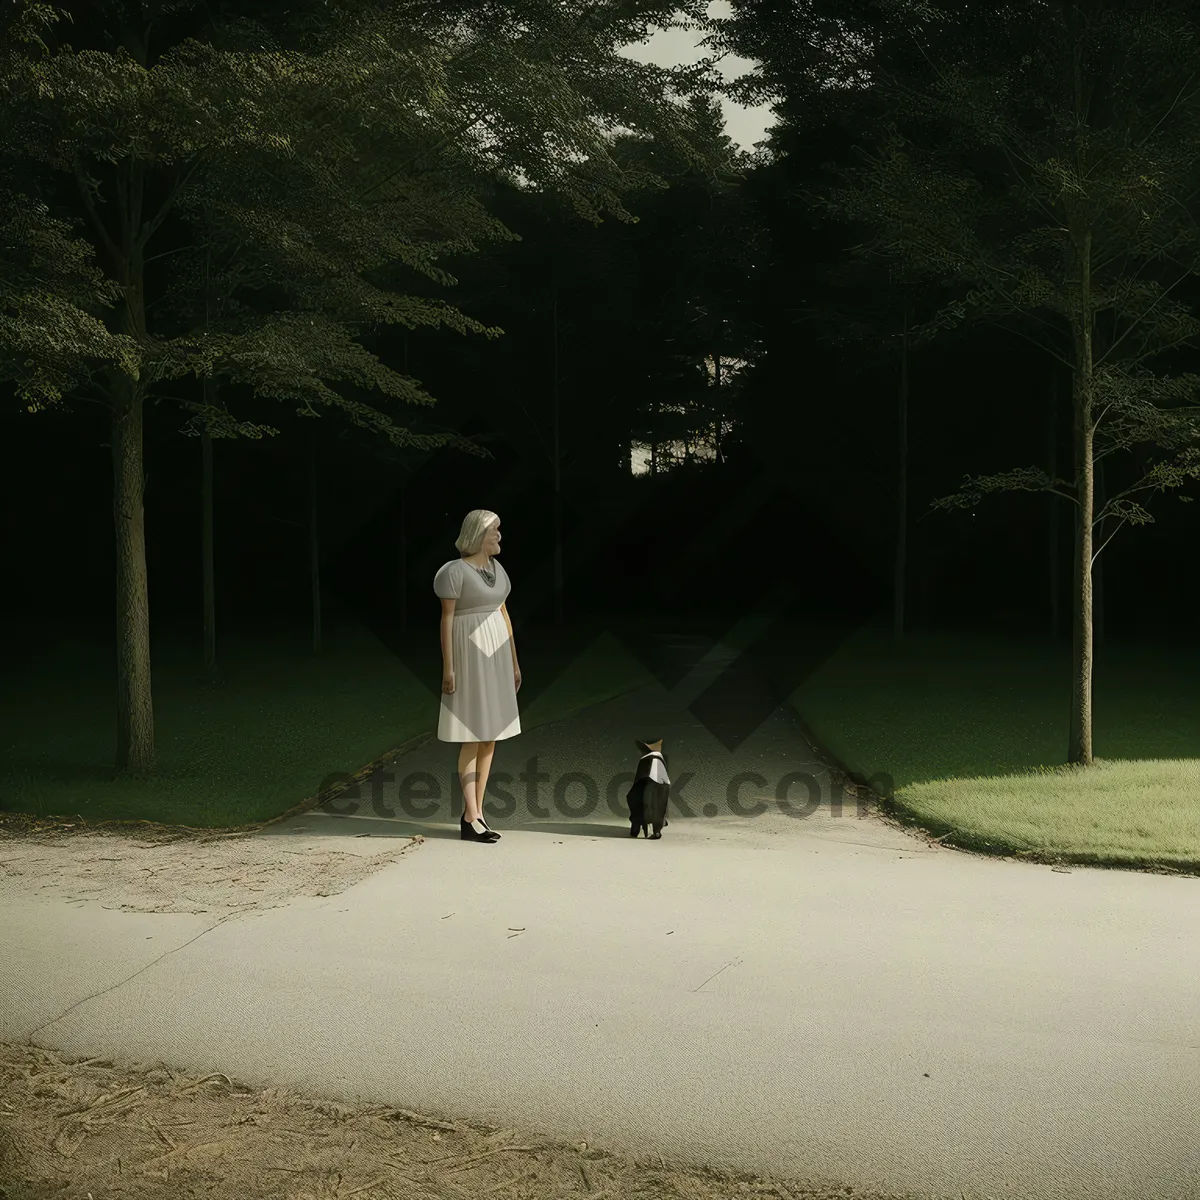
left=144, top=1119, right=177, bottom=1150
left=387, top=1108, right=465, bottom=1132
left=60, top=1085, right=147, bottom=1117
left=442, top=1145, right=539, bottom=1174
left=176, top=1072, right=234, bottom=1095
left=137, top=1136, right=235, bottom=1173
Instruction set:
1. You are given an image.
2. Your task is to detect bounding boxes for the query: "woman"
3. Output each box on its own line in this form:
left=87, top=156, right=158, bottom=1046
left=434, top=509, right=522, bottom=844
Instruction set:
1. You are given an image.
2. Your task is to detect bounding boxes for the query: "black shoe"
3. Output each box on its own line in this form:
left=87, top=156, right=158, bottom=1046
left=461, top=816, right=500, bottom=843
left=479, top=816, right=501, bottom=839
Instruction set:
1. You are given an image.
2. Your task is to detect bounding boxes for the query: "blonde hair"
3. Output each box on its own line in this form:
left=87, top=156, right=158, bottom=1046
left=454, top=509, right=499, bottom=557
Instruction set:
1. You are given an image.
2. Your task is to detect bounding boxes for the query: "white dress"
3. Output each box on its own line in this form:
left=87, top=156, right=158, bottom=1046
left=433, top=557, right=521, bottom=743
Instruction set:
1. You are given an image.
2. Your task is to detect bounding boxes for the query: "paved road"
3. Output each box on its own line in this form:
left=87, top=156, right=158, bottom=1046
left=6, top=638, right=1200, bottom=1199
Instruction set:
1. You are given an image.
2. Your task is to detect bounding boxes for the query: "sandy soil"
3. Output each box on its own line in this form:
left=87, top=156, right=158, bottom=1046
left=0, top=819, right=420, bottom=917
left=0, top=812, right=933, bottom=1200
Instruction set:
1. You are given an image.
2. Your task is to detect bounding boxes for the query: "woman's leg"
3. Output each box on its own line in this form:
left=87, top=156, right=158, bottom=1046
left=475, top=740, right=497, bottom=820
left=458, top=742, right=481, bottom=823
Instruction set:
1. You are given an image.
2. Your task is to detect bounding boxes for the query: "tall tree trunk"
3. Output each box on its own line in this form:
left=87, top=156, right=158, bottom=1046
left=1047, top=373, right=1061, bottom=642
left=551, top=268, right=564, bottom=626
left=397, top=477, right=408, bottom=632
left=398, top=334, right=409, bottom=631
left=112, top=371, right=155, bottom=775
left=201, top=401, right=216, bottom=676
left=1093, top=453, right=1105, bottom=647
left=201, top=236, right=218, bottom=676
left=112, top=146, right=154, bottom=776
left=309, top=423, right=322, bottom=653
left=1068, top=230, right=1095, bottom=767
left=893, top=296, right=910, bottom=643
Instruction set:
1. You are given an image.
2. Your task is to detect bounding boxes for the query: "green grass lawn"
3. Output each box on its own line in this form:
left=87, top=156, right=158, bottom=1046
left=0, top=613, right=655, bottom=830
left=790, top=616, right=1200, bottom=871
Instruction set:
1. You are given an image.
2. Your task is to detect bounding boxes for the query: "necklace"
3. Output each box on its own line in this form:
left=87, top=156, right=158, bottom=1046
left=466, top=556, right=496, bottom=587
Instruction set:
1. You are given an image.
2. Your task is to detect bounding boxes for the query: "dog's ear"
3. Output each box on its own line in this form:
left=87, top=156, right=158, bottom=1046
left=634, top=739, right=650, bottom=754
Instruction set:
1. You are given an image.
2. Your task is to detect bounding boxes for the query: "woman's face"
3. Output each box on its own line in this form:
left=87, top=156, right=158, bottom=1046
left=484, top=521, right=501, bottom=555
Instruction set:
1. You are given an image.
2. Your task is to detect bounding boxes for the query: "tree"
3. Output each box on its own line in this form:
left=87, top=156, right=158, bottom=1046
left=723, top=0, right=1200, bottom=766
left=575, top=100, right=764, bottom=478
left=426, top=91, right=755, bottom=622
left=0, top=0, right=492, bottom=774
left=636, top=98, right=767, bottom=472
left=771, top=246, right=934, bottom=642
left=0, top=0, right=723, bottom=777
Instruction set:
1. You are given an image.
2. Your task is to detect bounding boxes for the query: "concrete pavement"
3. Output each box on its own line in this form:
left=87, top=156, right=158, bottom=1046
left=5, top=638, right=1200, bottom=1200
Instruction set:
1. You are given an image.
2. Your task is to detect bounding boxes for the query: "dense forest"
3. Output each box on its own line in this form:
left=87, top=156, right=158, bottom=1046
left=6, top=0, right=1200, bottom=774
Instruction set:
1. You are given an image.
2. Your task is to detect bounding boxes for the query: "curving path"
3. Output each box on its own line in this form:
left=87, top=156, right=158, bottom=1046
left=5, top=636, right=1199, bottom=1200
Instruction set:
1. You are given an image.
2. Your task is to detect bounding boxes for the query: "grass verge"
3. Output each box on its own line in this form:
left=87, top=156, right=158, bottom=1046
left=0, top=613, right=654, bottom=834
left=790, top=616, right=1200, bottom=874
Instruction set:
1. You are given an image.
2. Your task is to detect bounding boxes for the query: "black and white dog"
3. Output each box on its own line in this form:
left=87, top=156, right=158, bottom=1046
left=627, top=738, right=670, bottom=839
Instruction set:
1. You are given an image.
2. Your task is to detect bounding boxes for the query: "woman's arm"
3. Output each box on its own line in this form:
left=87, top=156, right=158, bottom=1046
left=500, top=602, right=518, bottom=669
left=440, top=597, right=456, bottom=674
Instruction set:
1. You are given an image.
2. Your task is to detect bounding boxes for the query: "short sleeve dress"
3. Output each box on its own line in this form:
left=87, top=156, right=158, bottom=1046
left=433, top=556, right=521, bottom=743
